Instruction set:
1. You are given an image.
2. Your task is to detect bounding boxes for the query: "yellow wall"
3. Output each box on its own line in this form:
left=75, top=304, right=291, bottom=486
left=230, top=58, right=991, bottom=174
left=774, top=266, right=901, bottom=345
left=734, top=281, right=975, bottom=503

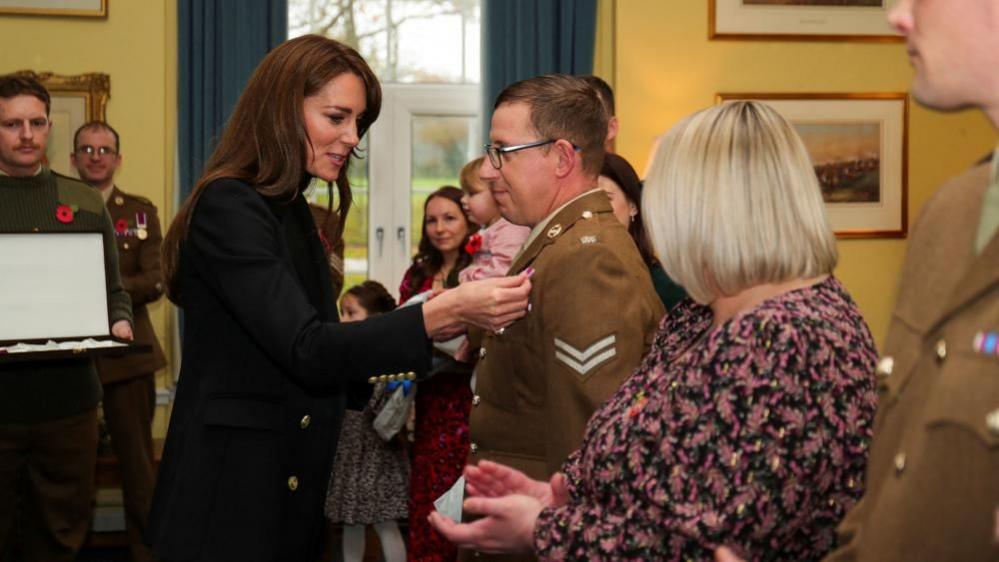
left=0, top=2, right=177, bottom=431
left=615, top=0, right=997, bottom=347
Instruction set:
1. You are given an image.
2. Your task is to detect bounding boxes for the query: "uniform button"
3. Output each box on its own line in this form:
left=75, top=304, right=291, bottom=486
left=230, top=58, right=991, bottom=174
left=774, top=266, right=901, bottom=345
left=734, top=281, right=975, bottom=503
left=935, top=339, right=947, bottom=362
left=470, top=443, right=478, bottom=455
left=986, top=409, right=999, bottom=436
left=123, top=242, right=130, bottom=250
left=875, top=356, right=894, bottom=378
left=894, top=452, right=906, bottom=475
left=299, top=415, right=311, bottom=429
left=287, top=476, right=299, bottom=491
left=478, top=348, right=486, bottom=359
left=472, top=395, right=481, bottom=406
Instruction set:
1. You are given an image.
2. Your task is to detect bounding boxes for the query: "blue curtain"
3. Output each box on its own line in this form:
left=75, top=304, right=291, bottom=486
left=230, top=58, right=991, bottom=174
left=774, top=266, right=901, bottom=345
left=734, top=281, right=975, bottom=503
left=177, top=0, right=287, bottom=202
left=481, top=0, right=598, bottom=137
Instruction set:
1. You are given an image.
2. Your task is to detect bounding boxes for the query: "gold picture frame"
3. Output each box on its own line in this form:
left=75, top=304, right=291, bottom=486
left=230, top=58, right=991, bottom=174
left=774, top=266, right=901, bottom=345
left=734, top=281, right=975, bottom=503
left=709, top=0, right=902, bottom=42
left=0, top=0, right=106, bottom=17
left=14, top=70, right=111, bottom=177
left=717, top=92, right=909, bottom=239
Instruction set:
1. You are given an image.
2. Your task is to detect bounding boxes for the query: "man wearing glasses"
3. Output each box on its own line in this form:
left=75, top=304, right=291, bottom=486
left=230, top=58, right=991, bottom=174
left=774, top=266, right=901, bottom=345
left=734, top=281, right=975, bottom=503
left=461, top=74, right=663, bottom=561
left=0, top=75, right=132, bottom=562
left=72, top=121, right=165, bottom=562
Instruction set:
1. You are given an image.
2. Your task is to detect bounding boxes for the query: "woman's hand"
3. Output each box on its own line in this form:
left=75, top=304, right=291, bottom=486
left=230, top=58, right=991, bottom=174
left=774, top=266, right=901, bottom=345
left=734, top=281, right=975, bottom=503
left=428, top=494, right=542, bottom=554
left=464, top=460, right=569, bottom=509
left=422, top=270, right=532, bottom=339
left=714, top=546, right=747, bottom=562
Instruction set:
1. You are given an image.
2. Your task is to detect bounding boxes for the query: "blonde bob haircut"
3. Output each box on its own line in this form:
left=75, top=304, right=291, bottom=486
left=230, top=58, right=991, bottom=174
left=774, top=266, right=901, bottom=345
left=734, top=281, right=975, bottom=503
left=642, top=101, right=837, bottom=304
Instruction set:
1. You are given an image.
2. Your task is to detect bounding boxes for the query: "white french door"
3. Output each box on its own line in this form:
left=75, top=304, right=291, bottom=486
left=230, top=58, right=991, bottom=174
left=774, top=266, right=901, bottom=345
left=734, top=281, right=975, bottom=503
left=365, top=83, right=480, bottom=297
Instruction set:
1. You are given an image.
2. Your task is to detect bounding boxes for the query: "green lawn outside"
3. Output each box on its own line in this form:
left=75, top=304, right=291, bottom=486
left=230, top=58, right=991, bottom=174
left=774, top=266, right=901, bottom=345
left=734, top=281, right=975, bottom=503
left=306, top=176, right=463, bottom=288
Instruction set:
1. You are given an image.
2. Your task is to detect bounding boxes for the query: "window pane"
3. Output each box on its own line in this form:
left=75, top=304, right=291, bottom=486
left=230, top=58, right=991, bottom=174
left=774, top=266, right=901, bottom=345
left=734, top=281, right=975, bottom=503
left=306, top=136, right=370, bottom=291
left=288, top=0, right=481, bottom=84
left=410, top=114, right=478, bottom=257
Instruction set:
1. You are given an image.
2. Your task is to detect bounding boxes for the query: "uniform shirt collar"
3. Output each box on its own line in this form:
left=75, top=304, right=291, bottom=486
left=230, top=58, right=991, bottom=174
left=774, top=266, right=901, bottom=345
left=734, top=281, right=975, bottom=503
left=0, top=164, right=43, bottom=177
left=516, top=188, right=602, bottom=259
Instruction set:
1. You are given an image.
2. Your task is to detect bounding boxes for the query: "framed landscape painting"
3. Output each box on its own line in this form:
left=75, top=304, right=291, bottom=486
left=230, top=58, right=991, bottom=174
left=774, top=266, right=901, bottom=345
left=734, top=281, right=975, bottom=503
left=0, top=0, right=105, bottom=17
left=717, top=92, right=908, bottom=238
left=710, top=0, right=902, bottom=41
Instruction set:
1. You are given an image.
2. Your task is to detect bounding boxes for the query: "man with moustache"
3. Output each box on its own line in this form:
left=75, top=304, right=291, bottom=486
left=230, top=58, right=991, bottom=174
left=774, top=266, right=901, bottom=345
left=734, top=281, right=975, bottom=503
left=0, top=75, right=133, bottom=562
left=72, top=121, right=165, bottom=562
left=718, top=0, right=999, bottom=560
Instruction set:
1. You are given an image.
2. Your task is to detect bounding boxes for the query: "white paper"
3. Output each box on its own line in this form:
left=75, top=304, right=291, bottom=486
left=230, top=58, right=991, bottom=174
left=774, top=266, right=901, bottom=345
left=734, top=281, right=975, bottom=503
left=0, top=233, right=109, bottom=341
left=433, top=476, right=465, bottom=522
left=1, top=338, right=126, bottom=354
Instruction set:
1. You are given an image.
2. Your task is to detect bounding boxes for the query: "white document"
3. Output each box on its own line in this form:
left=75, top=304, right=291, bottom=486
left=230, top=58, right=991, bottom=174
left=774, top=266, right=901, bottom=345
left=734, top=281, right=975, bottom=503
left=0, top=233, right=109, bottom=341
left=433, top=476, right=465, bottom=522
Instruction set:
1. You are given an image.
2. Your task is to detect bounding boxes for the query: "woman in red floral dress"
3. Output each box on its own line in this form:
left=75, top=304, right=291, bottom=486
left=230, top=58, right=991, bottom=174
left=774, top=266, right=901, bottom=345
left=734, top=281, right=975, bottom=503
left=400, top=186, right=476, bottom=561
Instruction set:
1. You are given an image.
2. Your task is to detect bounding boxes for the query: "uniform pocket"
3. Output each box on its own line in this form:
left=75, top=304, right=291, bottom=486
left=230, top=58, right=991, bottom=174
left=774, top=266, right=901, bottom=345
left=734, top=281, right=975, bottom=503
left=923, top=351, right=999, bottom=449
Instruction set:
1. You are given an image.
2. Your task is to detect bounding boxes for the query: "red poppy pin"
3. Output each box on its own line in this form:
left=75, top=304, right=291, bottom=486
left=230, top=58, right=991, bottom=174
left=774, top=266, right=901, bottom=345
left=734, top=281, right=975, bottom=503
left=56, top=204, right=75, bottom=224
left=465, top=233, right=483, bottom=255
left=115, top=218, right=129, bottom=234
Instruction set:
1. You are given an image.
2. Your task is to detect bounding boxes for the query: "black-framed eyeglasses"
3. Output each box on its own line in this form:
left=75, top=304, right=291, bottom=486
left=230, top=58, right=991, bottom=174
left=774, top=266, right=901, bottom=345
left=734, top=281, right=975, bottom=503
left=483, top=139, right=556, bottom=170
left=75, top=145, right=117, bottom=157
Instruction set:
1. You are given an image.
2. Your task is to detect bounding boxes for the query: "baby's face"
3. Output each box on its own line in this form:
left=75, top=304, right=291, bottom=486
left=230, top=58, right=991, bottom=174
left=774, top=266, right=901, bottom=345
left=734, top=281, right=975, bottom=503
left=462, top=180, right=500, bottom=227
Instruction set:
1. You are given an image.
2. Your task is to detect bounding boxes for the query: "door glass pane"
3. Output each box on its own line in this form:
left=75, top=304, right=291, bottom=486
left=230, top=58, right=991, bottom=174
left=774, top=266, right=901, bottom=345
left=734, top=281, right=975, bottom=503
left=288, top=0, right=481, bottom=84
left=410, top=114, right=478, bottom=257
left=306, top=136, right=370, bottom=292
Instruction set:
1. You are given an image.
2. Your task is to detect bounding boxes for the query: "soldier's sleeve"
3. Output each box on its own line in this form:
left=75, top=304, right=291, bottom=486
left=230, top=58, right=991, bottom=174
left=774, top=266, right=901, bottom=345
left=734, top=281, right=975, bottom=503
left=124, top=203, right=165, bottom=306
left=100, top=204, right=133, bottom=326
left=539, top=241, right=663, bottom=475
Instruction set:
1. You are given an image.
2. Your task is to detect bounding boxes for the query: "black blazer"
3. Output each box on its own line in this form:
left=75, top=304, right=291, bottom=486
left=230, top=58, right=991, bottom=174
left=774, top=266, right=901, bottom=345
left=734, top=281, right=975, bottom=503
left=147, top=179, right=430, bottom=562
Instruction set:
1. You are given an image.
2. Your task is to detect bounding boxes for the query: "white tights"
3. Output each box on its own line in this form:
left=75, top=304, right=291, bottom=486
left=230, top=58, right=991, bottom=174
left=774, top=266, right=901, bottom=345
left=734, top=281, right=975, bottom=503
left=342, top=521, right=406, bottom=562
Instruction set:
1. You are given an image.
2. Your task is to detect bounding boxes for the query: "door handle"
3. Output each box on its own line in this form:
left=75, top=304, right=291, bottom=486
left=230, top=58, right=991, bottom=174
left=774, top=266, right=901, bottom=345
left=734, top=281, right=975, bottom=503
left=375, top=226, right=385, bottom=257
left=396, top=226, right=407, bottom=254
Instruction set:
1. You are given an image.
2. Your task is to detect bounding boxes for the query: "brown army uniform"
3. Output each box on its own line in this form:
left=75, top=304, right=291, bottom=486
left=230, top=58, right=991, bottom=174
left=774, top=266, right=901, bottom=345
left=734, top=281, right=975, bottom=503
left=95, top=186, right=166, bottom=562
left=462, top=190, right=664, bottom=562
left=827, top=163, right=999, bottom=561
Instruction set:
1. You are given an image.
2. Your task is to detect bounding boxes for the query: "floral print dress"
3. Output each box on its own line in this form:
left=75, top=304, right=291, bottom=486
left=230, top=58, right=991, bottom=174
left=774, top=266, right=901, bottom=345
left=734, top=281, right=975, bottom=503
left=533, top=277, right=878, bottom=561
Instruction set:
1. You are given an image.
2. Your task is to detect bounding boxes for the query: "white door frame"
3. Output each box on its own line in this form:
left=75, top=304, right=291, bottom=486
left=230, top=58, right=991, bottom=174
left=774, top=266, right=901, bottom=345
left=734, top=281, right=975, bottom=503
left=366, top=83, right=480, bottom=296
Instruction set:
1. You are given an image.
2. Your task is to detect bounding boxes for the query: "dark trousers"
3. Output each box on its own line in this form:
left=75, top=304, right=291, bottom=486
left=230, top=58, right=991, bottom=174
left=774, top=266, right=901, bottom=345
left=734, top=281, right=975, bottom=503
left=102, top=374, right=157, bottom=562
left=0, top=408, right=98, bottom=562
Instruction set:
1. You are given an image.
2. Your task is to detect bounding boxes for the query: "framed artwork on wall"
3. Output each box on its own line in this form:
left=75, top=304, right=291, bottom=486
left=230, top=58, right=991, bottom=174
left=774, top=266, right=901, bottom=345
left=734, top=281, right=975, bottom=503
left=709, top=0, right=902, bottom=42
left=14, top=70, right=110, bottom=178
left=0, top=0, right=106, bottom=17
left=717, top=92, right=909, bottom=239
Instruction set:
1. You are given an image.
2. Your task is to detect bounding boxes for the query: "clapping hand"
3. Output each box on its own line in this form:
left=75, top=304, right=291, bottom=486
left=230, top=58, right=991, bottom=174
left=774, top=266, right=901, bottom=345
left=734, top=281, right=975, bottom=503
left=428, top=460, right=570, bottom=554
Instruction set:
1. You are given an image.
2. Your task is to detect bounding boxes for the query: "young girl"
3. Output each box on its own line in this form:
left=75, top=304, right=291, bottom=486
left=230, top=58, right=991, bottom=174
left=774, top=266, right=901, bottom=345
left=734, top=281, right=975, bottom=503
left=325, top=281, right=409, bottom=562
left=458, top=156, right=530, bottom=283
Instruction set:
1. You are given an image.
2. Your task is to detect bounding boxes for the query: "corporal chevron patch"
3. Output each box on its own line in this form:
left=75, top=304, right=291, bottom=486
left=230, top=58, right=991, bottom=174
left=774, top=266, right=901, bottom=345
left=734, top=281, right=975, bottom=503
left=554, top=334, right=617, bottom=378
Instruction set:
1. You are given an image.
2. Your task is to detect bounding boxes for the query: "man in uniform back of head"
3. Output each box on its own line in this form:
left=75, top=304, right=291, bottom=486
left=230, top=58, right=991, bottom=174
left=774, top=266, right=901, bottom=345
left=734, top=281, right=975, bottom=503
left=0, top=75, right=132, bottom=562
left=72, top=120, right=165, bottom=562
left=462, top=74, right=663, bottom=561
left=580, top=75, right=618, bottom=152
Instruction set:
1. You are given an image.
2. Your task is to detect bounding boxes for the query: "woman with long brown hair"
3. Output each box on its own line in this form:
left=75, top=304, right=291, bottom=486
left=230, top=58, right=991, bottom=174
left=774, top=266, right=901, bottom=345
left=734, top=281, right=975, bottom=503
left=398, top=186, right=476, bottom=561
left=147, top=35, right=530, bottom=562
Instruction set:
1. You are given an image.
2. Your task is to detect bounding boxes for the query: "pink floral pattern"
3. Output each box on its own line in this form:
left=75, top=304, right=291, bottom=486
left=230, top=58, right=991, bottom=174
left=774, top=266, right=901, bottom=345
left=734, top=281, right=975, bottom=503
left=534, top=277, right=878, bottom=561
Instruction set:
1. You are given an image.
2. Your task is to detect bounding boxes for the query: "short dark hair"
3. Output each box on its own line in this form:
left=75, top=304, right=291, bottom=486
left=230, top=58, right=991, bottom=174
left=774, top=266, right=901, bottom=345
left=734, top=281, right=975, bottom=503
left=343, top=280, right=397, bottom=315
left=581, top=75, right=615, bottom=116
left=0, top=74, right=51, bottom=116
left=74, top=121, right=120, bottom=152
left=494, top=74, right=607, bottom=175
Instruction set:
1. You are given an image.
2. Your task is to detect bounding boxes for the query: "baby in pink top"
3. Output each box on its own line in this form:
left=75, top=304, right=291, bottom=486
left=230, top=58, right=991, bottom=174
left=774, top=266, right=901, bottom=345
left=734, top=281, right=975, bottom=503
left=457, top=157, right=530, bottom=283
